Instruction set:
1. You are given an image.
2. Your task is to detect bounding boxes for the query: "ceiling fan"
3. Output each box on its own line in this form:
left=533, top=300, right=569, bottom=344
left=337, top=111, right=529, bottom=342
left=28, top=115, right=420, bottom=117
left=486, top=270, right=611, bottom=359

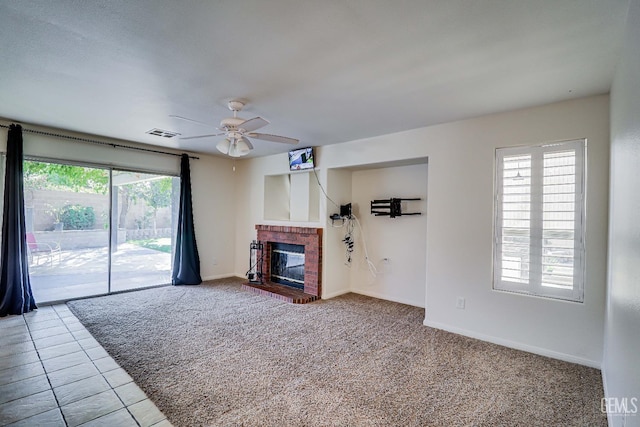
left=171, top=100, right=299, bottom=157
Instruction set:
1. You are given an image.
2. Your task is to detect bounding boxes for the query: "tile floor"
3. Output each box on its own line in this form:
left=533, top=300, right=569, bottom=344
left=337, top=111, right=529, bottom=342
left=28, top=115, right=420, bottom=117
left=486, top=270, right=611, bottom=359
left=0, top=304, right=173, bottom=427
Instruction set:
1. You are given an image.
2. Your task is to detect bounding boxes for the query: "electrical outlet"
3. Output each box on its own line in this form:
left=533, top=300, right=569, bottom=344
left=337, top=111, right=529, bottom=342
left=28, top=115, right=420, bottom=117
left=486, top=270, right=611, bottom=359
left=378, top=258, right=392, bottom=274
left=456, top=297, right=465, bottom=309
left=212, top=258, right=218, bottom=266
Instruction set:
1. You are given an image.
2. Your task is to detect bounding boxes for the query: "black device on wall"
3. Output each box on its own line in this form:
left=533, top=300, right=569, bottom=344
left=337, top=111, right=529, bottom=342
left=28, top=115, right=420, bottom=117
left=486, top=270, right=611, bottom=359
left=340, top=203, right=352, bottom=217
left=288, top=147, right=315, bottom=171
left=329, top=203, right=352, bottom=224
left=371, top=198, right=422, bottom=218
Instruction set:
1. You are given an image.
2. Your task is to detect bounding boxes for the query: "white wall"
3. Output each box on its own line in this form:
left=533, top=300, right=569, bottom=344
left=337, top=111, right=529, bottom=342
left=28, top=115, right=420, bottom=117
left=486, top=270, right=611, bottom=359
left=0, top=120, right=238, bottom=281
left=350, top=164, right=428, bottom=307
left=603, top=0, right=640, bottom=424
left=235, top=94, right=610, bottom=367
left=416, top=97, right=609, bottom=368
left=323, top=168, right=353, bottom=299
left=188, top=154, right=238, bottom=280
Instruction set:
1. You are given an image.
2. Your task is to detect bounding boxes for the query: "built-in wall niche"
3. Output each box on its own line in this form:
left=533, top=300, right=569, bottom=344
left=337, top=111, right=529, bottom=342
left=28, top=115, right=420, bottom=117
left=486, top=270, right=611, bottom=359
left=324, top=158, right=428, bottom=306
left=264, top=172, right=320, bottom=222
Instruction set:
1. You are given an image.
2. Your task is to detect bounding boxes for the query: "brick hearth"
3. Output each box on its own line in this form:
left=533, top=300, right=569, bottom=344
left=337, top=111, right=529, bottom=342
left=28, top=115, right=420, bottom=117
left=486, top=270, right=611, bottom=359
left=243, top=225, right=322, bottom=304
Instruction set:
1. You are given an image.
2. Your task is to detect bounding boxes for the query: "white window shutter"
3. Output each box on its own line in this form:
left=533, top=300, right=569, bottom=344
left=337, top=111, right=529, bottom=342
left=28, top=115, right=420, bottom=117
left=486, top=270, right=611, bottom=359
left=493, top=140, right=586, bottom=302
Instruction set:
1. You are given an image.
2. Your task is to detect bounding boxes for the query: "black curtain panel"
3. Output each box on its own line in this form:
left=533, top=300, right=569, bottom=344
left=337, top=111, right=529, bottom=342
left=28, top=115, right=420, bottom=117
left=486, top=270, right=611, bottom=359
left=0, top=124, right=37, bottom=316
left=172, top=154, right=202, bottom=285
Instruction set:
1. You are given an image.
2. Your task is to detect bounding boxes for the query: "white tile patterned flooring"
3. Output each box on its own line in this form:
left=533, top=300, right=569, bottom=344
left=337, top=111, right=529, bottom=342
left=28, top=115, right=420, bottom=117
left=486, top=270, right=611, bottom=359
left=0, top=304, right=173, bottom=427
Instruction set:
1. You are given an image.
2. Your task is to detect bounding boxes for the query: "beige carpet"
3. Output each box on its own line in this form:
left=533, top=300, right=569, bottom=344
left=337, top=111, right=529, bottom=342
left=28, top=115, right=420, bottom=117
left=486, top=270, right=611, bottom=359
left=67, top=278, right=606, bottom=426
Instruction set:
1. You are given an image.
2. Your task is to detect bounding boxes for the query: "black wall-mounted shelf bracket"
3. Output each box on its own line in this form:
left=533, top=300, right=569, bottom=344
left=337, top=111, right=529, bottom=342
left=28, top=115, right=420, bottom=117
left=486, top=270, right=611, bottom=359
left=370, top=198, right=422, bottom=218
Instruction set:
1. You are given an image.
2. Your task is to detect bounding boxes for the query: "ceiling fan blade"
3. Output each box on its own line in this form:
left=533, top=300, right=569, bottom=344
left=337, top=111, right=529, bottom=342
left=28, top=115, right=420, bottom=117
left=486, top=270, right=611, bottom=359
left=180, top=132, right=225, bottom=140
left=169, top=115, right=217, bottom=129
left=249, top=133, right=299, bottom=145
left=238, top=117, right=269, bottom=132
left=240, top=136, right=254, bottom=150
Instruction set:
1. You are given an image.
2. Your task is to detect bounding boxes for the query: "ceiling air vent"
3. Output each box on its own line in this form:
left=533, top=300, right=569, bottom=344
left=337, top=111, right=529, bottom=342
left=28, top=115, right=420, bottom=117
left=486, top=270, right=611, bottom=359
left=145, top=128, right=181, bottom=138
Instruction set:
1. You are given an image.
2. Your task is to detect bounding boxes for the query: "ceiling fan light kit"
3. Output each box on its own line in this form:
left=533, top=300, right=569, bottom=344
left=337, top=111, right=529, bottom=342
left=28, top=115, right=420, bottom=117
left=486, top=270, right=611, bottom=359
left=216, top=138, right=231, bottom=154
left=177, top=100, right=299, bottom=157
left=216, top=136, right=252, bottom=157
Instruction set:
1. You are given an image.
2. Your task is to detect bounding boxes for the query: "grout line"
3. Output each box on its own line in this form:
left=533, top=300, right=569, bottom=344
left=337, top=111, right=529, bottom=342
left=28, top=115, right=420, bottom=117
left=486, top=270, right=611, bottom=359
left=25, top=311, right=70, bottom=427
left=63, top=305, right=143, bottom=427
left=2, top=308, right=167, bottom=427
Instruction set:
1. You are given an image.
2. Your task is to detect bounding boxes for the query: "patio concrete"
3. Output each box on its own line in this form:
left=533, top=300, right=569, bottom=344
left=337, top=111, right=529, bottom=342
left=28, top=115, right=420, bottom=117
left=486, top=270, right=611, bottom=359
left=30, top=243, right=171, bottom=303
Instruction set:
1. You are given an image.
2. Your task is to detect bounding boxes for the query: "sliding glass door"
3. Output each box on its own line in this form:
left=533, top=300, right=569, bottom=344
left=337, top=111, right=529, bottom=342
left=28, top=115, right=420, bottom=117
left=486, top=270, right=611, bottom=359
left=24, top=159, right=179, bottom=303
left=111, top=170, right=179, bottom=292
left=24, top=161, right=110, bottom=301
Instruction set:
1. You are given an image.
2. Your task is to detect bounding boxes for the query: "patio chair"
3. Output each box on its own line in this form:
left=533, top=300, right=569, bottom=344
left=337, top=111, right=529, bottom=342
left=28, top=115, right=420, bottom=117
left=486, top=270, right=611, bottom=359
left=26, top=232, right=62, bottom=266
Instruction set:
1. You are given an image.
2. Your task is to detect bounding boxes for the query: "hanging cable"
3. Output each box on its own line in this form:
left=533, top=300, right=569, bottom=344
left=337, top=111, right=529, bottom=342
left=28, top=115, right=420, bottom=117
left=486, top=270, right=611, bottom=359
left=311, top=167, right=376, bottom=279
left=338, top=214, right=377, bottom=279
left=342, top=216, right=355, bottom=264
left=312, top=167, right=339, bottom=209
left=352, top=214, right=377, bottom=279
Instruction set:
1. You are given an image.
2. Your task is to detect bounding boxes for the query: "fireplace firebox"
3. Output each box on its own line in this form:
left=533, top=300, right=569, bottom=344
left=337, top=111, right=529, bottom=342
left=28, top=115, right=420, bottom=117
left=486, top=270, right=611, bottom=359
left=270, top=243, right=305, bottom=290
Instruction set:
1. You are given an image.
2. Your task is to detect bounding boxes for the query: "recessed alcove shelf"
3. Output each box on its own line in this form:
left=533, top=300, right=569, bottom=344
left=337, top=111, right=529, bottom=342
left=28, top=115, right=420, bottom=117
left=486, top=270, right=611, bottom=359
left=264, top=171, right=319, bottom=222
left=323, top=157, right=428, bottom=304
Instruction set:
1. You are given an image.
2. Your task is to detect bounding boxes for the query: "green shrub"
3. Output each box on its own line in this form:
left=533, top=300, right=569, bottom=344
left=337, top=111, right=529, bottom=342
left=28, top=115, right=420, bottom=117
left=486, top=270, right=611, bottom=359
left=60, top=204, right=96, bottom=230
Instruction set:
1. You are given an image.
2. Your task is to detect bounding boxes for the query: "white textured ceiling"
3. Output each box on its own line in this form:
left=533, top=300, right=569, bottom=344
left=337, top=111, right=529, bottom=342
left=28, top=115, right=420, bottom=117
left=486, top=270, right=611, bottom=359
left=0, top=0, right=630, bottom=157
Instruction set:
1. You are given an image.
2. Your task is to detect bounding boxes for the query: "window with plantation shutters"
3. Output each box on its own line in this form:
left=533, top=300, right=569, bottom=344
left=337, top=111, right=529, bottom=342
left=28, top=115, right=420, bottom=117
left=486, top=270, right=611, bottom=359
left=493, top=140, right=585, bottom=302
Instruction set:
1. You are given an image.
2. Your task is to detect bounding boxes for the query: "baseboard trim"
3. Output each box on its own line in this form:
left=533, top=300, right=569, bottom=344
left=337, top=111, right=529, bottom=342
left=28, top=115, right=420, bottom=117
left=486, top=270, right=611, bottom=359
left=422, top=319, right=601, bottom=369
left=322, top=289, right=351, bottom=299
left=353, top=289, right=425, bottom=308
left=601, top=366, right=613, bottom=426
left=201, top=274, right=241, bottom=281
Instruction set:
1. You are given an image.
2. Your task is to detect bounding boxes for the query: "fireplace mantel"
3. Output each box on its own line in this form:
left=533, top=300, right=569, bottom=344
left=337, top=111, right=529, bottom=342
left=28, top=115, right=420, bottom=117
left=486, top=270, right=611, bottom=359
left=255, top=225, right=322, bottom=235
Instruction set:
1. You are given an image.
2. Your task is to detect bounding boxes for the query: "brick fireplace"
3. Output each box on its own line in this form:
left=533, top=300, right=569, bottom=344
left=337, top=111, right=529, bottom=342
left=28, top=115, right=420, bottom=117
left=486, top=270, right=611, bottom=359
left=242, top=225, right=322, bottom=303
